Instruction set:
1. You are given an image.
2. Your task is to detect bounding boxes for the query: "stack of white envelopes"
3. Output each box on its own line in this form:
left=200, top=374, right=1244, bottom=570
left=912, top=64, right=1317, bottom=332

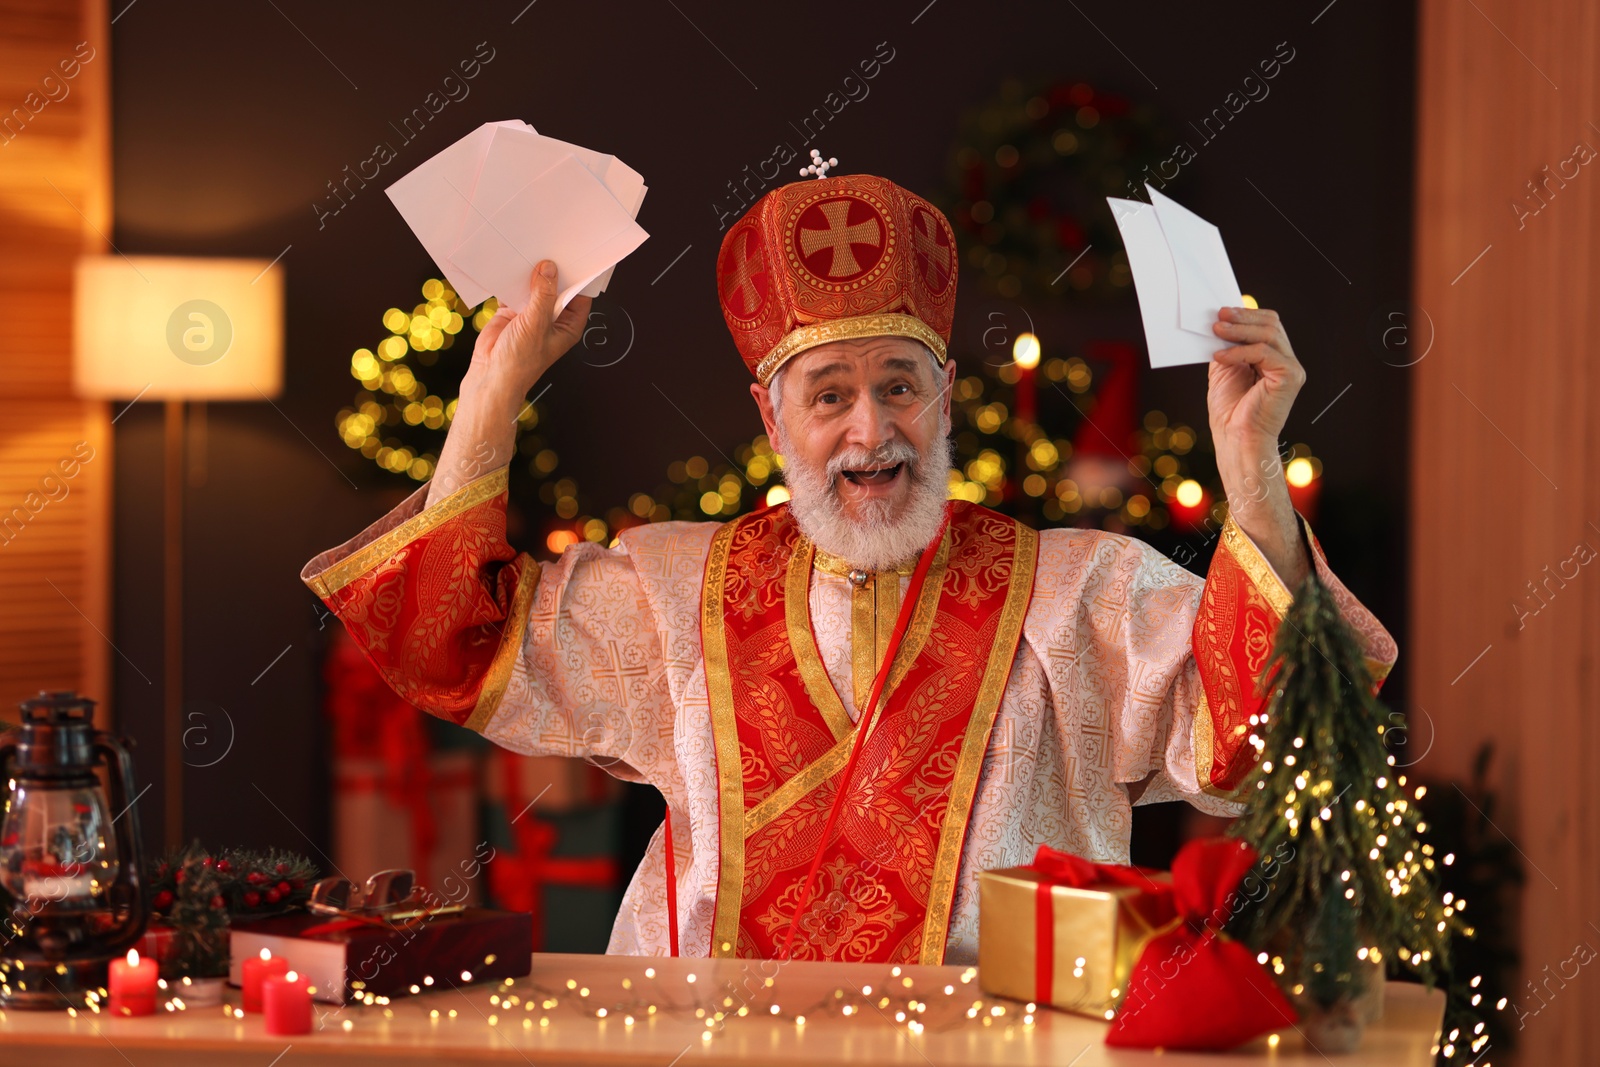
left=1106, top=186, right=1244, bottom=369
left=386, top=119, right=649, bottom=315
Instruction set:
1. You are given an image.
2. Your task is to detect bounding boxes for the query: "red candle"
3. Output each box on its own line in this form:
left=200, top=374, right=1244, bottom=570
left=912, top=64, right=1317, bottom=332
left=108, top=948, right=159, bottom=1017
left=262, top=969, right=313, bottom=1035
left=1013, top=333, right=1040, bottom=425
left=241, top=948, right=290, bottom=1013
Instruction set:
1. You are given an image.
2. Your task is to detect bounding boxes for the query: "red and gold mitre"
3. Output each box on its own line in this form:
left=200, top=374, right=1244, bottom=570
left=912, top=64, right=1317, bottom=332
left=715, top=174, right=958, bottom=385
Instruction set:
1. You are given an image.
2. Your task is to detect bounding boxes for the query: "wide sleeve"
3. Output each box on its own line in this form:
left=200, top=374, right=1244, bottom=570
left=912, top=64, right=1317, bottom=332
left=1188, top=513, right=1398, bottom=797
left=1038, top=513, right=1397, bottom=820
left=300, top=467, right=672, bottom=784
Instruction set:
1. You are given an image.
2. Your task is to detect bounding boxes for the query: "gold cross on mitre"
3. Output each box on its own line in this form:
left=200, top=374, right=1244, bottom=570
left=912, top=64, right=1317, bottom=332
left=798, top=148, right=839, bottom=179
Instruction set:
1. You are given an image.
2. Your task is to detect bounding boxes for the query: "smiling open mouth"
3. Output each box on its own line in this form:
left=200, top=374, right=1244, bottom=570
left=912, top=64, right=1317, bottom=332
left=841, top=463, right=905, bottom=487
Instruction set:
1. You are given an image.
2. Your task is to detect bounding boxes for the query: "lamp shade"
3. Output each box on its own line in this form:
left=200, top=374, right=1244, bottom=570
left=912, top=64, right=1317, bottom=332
left=73, top=255, right=284, bottom=400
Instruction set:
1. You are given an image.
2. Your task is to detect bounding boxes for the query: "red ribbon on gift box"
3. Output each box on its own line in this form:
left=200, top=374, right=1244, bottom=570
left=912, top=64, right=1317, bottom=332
left=1026, top=846, right=1172, bottom=1005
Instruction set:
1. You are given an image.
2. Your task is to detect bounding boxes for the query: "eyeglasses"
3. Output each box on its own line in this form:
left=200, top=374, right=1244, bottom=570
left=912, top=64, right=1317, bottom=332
left=306, top=868, right=417, bottom=916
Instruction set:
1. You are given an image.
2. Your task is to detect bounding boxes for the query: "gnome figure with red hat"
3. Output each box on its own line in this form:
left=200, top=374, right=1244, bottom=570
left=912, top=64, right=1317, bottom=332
left=303, top=165, right=1396, bottom=964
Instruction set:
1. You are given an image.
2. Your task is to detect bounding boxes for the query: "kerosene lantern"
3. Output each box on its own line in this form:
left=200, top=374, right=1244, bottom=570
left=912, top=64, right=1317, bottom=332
left=0, top=691, right=147, bottom=1009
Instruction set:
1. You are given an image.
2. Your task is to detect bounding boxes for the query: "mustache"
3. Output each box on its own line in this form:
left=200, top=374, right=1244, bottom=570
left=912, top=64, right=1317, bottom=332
left=823, top=440, right=921, bottom=482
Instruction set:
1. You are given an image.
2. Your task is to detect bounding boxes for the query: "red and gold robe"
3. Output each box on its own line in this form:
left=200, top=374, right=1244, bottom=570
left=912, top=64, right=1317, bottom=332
left=302, top=468, right=1396, bottom=963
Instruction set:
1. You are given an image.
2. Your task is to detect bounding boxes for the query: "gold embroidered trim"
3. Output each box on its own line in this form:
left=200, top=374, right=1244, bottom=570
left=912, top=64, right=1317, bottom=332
left=920, top=522, right=1038, bottom=963
left=881, top=533, right=949, bottom=719
left=757, top=531, right=950, bottom=834
left=811, top=549, right=916, bottom=579
left=306, top=468, right=510, bottom=598
left=849, top=577, right=900, bottom=712
left=743, top=735, right=854, bottom=838
left=787, top=541, right=854, bottom=743
left=1220, top=513, right=1292, bottom=618
left=1192, top=686, right=1238, bottom=799
left=703, top=518, right=748, bottom=958
left=463, top=556, right=541, bottom=734
left=755, top=313, right=948, bottom=385
left=1366, top=657, right=1393, bottom=684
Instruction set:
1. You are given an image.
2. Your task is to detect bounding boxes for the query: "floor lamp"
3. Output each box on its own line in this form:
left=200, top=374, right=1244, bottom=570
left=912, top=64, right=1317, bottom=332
left=73, top=255, right=284, bottom=851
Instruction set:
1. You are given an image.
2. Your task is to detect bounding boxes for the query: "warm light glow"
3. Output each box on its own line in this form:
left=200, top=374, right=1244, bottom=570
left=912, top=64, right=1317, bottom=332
left=1175, top=479, right=1204, bottom=508
left=765, top=485, right=791, bottom=506
left=259, top=949, right=271, bottom=961
left=285, top=971, right=299, bottom=982
left=546, top=529, right=580, bottom=554
left=1286, top=457, right=1316, bottom=487
left=73, top=255, right=285, bottom=400
left=1241, top=294, right=1260, bottom=309
left=127, top=949, right=140, bottom=966
left=1012, top=332, right=1041, bottom=370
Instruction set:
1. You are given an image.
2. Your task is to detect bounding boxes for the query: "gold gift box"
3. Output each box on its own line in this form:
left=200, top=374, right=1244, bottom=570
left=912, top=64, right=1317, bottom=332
left=978, top=865, right=1175, bottom=1017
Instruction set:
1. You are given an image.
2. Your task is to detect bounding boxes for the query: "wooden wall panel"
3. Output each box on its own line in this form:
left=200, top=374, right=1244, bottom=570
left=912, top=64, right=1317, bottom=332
left=1412, top=1, right=1599, bottom=1063
left=0, top=0, right=111, bottom=724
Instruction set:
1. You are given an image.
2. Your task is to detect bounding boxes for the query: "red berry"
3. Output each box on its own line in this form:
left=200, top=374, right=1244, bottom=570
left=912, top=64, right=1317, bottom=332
left=243, top=891, right=260, bottom=908
left=210, top=894, right=225, bottom=909
left=152, top=890, right=173, bottom=910
left=276, top=881, right=291, bottom=895
left=174, top=869, right=186, bottom=885
left=202, top=857, right=215, bottom=868
left=216, top=859, right=232, bottom=874
left=275, top=863, right=289, bottom=875
left=264, top=888, right=281, bottom=904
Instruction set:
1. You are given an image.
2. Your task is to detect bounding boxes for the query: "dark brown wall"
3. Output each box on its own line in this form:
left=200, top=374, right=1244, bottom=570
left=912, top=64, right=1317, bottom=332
left=106, top=2, right=1416, bottom=855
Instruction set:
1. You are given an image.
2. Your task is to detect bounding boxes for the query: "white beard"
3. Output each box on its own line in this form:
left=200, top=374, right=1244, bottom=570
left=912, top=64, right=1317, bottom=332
left=775, top=424, right=952, bottom=572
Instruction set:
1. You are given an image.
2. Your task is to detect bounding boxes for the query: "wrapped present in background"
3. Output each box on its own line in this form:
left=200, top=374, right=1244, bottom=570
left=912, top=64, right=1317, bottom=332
left=484, top=743, right=624, bottom=814
left=325, top=627, right=486, bottom=903
left=979, top=846, right=1176, bottom=1017
left=483, top=748, right=622, bottom=952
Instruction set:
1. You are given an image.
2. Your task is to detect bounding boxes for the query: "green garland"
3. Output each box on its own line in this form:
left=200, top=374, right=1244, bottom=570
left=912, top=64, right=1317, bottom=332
left=337, top=281, right=1231, bottom=557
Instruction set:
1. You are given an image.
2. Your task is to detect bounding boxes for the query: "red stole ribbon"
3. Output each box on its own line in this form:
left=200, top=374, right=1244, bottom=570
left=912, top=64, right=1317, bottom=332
left=1105, top=837, right=1298, bottom=1050
left=1028, top=846, right=1171, bottom=1005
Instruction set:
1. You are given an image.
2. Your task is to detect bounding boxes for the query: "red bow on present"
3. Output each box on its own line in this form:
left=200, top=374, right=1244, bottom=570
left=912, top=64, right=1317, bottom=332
left=1105, top=837, right=1298, bottom=1050
left=1026, top=846, right=1174, bottom=1006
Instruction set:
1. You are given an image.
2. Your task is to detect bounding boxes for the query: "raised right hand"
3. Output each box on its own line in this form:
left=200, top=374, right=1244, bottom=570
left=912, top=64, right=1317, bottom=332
left=427, top=261, right=591, bottom=505
left=460, top=260, right=592, bottom=419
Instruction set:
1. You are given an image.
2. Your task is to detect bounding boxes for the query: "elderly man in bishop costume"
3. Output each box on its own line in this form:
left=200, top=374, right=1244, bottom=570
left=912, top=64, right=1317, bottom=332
left=304, top=173, right=1395, bottom=964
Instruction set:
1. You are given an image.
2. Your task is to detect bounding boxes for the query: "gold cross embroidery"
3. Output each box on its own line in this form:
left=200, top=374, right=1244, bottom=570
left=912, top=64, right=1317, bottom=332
left=722, top=230, right=766, bottom=315
left=911, top=211, right=949, bottom=289
left=799, top=200, right=881, bottom=278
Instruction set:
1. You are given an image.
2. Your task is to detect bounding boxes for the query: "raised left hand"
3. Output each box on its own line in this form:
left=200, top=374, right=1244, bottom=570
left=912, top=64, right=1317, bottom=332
left=1206, top=305, right=1310, bottom=587
left=1207, top=305, right=1306, bottom=459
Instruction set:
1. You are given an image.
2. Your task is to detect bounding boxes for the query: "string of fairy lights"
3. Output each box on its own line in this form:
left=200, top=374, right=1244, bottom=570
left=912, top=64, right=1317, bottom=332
left=336, top=279, right=1322, bottom=559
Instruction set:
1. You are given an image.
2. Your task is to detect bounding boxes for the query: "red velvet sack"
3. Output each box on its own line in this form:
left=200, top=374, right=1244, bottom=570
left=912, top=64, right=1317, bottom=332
left=1105, top=837, right=1298, bottom=1050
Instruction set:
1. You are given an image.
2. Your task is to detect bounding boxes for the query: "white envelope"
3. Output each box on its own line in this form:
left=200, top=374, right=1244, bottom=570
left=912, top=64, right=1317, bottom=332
left=463, top=125, right=648, bottom=300
left=449, top=152, right=649, bottom=315
left=384, top=119, right=648, bottom=312
left=1148, top=186, right=1244, bottom=337
left=1107, top=187, right=1244, bottom=368
left=384, top=120, right=535, bottom=306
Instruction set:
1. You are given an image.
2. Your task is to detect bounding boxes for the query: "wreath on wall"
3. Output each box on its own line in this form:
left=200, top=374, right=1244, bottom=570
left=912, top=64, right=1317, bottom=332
left=936, top=76, right=1176, bottom=303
